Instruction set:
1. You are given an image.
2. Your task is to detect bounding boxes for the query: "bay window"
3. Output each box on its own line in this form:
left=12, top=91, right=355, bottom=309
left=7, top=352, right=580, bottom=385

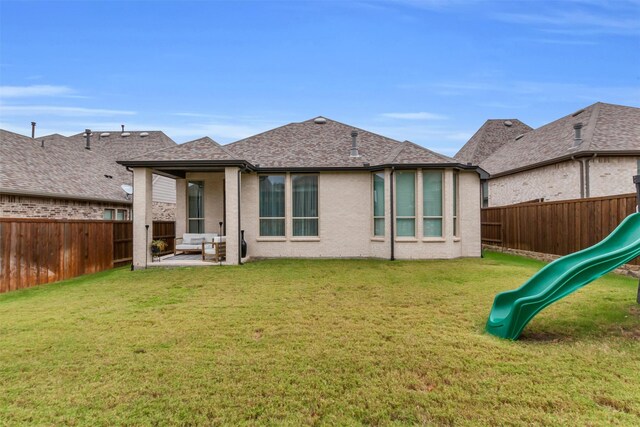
left=453, top=172, right=459, bottom=237
left=373, top=173, right=385, bottom=236
left=423, top=170, right=443, bottom=237
left=396, top=171, right=415, bottom=237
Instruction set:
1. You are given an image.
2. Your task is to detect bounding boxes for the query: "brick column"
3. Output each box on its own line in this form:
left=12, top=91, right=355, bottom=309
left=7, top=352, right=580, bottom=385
left=133, top=168, right=153, bottom=269
left=225, top=167, right=240, bottom=265
left=175, top=178, right=187, bottom=237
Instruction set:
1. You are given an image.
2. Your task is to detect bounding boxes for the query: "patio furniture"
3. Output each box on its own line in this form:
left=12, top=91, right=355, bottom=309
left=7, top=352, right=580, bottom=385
left=174, top=233, right=218, bottom=255
left=202, top=236, right=226, bottom=262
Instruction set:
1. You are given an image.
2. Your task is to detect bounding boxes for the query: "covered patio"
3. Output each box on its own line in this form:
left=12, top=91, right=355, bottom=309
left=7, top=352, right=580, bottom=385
left=118, top=138, right=254, bottom=269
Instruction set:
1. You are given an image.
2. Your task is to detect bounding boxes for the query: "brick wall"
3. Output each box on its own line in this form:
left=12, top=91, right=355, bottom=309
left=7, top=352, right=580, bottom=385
left=1, top=194, right=176, bottom=221
left=489, top=160, right=581, bottom=206
left=589, top=157, right=637, bottom=198
left=488, top=156, right=639, bottom=207
left=0, top=194, right=130, bottom=219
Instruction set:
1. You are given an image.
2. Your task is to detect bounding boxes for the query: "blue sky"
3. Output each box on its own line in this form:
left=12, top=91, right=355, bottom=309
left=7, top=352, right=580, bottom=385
left=1, top=0, right=639, bottom=155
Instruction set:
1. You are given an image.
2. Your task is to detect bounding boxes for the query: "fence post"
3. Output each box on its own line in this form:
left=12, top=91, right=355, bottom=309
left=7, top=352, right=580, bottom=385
left=634, top=175, right=640, bottom=304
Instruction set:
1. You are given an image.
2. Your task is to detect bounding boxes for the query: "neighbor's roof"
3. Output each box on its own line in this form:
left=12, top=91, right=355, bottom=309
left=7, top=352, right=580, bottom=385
left=224, top=117, right=456, bottom=168
left=67, top=130, right=176, bottom=162
left=0, top=129, right=131, bottom=203
left=481, top=102, right=640, bottom=176
left=454, top=119, right=532, bottom=165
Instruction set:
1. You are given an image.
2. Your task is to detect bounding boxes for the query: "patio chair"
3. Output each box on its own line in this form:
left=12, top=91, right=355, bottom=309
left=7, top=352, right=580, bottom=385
left=202, top=236, right=226, bottom=262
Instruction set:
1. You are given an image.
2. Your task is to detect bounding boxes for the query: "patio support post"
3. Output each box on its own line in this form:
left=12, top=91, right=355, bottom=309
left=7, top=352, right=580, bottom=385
left=132, top=167, right=153, bottom=270
left=224, top=166, right=240, bottom=265
left=175, top=178, right=187, bottom=238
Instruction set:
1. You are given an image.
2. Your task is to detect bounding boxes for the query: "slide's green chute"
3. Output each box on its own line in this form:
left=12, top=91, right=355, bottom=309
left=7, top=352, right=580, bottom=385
left=487, top=213, right=640, bottom=340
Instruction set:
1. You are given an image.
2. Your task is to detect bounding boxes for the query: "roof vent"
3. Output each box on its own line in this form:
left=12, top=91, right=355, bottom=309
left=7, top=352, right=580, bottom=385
left=31, top=121, right=36, bottom=138
left=100, top=132, right=110, bottom=137
left=121, top=132, right=131, bottom=137
left=121, top=124, right=125, bottom=132
left=515, top=134, right=525, bottom=140
left=314, top=117, right=327, bottom=124
left=140, top=132, right=149, bottom=137
left=572, top=109, right=585, bottom=117
left=84, top=128, right=91, bottom=150
left=350, top=130, right=360, bottom=158
left=504, top=120, right=513, bottom=127
left=573, top=123, right=583, bottom=146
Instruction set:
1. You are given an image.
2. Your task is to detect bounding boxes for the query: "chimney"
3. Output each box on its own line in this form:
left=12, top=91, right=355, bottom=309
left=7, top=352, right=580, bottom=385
left=573, top=123, right=583, bottom=146
left=85, top=129, right=91, bottom=150
left=31, top=121, right=36, bottom=138
left=121, top=124, right=125, bottom=133
left=350, top=130, right=360, bottom=157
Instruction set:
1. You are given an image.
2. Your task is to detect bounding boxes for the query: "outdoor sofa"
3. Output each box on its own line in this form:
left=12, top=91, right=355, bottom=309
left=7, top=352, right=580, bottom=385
left=174, top=233, right=218, bottom=255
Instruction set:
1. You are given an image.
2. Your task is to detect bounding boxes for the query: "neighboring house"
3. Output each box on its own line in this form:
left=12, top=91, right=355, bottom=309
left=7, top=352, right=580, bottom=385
left=119, top=117, right=488, bottom=266
left=456, top=102, right=640, bottom=207
left=0, top=128, right=177, bottom=220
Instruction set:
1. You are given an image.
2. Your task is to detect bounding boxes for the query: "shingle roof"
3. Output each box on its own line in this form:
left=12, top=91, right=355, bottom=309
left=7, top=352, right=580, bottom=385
left=129, top=136, right=238, bottom=161
left=481, top=102, right=640, bottom=176
left=223, top=117, right=457, bottom=168
left=386, top=140, right=456, bottom=164
left=0, top=129, right=131, bottom=202
left=67, top=130, right=176, bottom=162
left=454, top=119, right=532, bottom=165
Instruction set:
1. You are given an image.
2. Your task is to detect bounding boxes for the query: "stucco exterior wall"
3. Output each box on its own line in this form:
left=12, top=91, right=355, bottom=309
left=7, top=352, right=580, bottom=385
left=240, top=169, right=481, bottom=260
left=488, top=160, right=581, bottom=207
left=589, top=157, right=637, bottom=198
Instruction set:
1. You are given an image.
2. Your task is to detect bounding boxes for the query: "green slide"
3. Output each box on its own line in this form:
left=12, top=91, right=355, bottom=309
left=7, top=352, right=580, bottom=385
left=486, top=212, right=640, bottom=340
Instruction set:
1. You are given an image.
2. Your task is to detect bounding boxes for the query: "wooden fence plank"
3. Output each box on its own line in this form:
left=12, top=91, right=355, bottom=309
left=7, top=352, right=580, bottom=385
left=0, top=219, right=175, bottom=293
left=482, top=193, right=638, bottom=265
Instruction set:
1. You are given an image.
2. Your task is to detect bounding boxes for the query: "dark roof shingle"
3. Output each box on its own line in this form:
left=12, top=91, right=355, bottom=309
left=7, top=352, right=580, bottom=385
left=481, top=102, right=640, bottom=175
left=454, top=119, right=532, bottom=165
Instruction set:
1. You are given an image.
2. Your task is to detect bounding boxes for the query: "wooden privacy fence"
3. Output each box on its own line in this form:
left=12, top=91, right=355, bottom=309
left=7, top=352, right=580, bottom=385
left=481, top=193, right=638, bottom=264
left=0, top=219, right=175, bottom=293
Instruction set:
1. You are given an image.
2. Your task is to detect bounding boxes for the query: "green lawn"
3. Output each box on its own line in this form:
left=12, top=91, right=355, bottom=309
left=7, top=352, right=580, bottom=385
left=1, top=252, right=639, bottom=426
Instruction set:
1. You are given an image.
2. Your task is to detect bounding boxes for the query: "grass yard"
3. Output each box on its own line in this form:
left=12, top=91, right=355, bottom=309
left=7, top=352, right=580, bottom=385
left=0, top=252, right=639, bottom=426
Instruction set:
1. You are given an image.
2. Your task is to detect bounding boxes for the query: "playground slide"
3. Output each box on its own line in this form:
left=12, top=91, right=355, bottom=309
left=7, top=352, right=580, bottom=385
left=486, top=212, right=640, bottom=340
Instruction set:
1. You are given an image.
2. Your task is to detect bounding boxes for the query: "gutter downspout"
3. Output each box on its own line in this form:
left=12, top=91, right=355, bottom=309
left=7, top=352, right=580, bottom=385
left=390, top=167, right=395, bottom=261
left=571, top=156, right=585, bottom=199
left=127, top=166, right=135, bottom=271
left=584, top=154, right=597, bottom=198
left=237, top=167, right=243, bottom=265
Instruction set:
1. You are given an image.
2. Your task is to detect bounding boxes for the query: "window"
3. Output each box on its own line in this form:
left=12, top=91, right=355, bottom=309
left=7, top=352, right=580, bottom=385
left=188, top=181, right=204, bottom=233
left=423, top=170, right=443, bottom=237
left=637, top=159, right=640, bottom=175
left=481, top=180, right=489, bottom=208
left=373, top=173, right=385, bottom=236
left=103, top=209, right=114, bottom=220
left=292, top=175, right=318, bottom=236
left=453, top=172, right=459, bottom=237
left=116, top=209, right=128, bottom=221
left=396, top=171, right=415, bottom=237
left=259, top=175, right=285, bottom=236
